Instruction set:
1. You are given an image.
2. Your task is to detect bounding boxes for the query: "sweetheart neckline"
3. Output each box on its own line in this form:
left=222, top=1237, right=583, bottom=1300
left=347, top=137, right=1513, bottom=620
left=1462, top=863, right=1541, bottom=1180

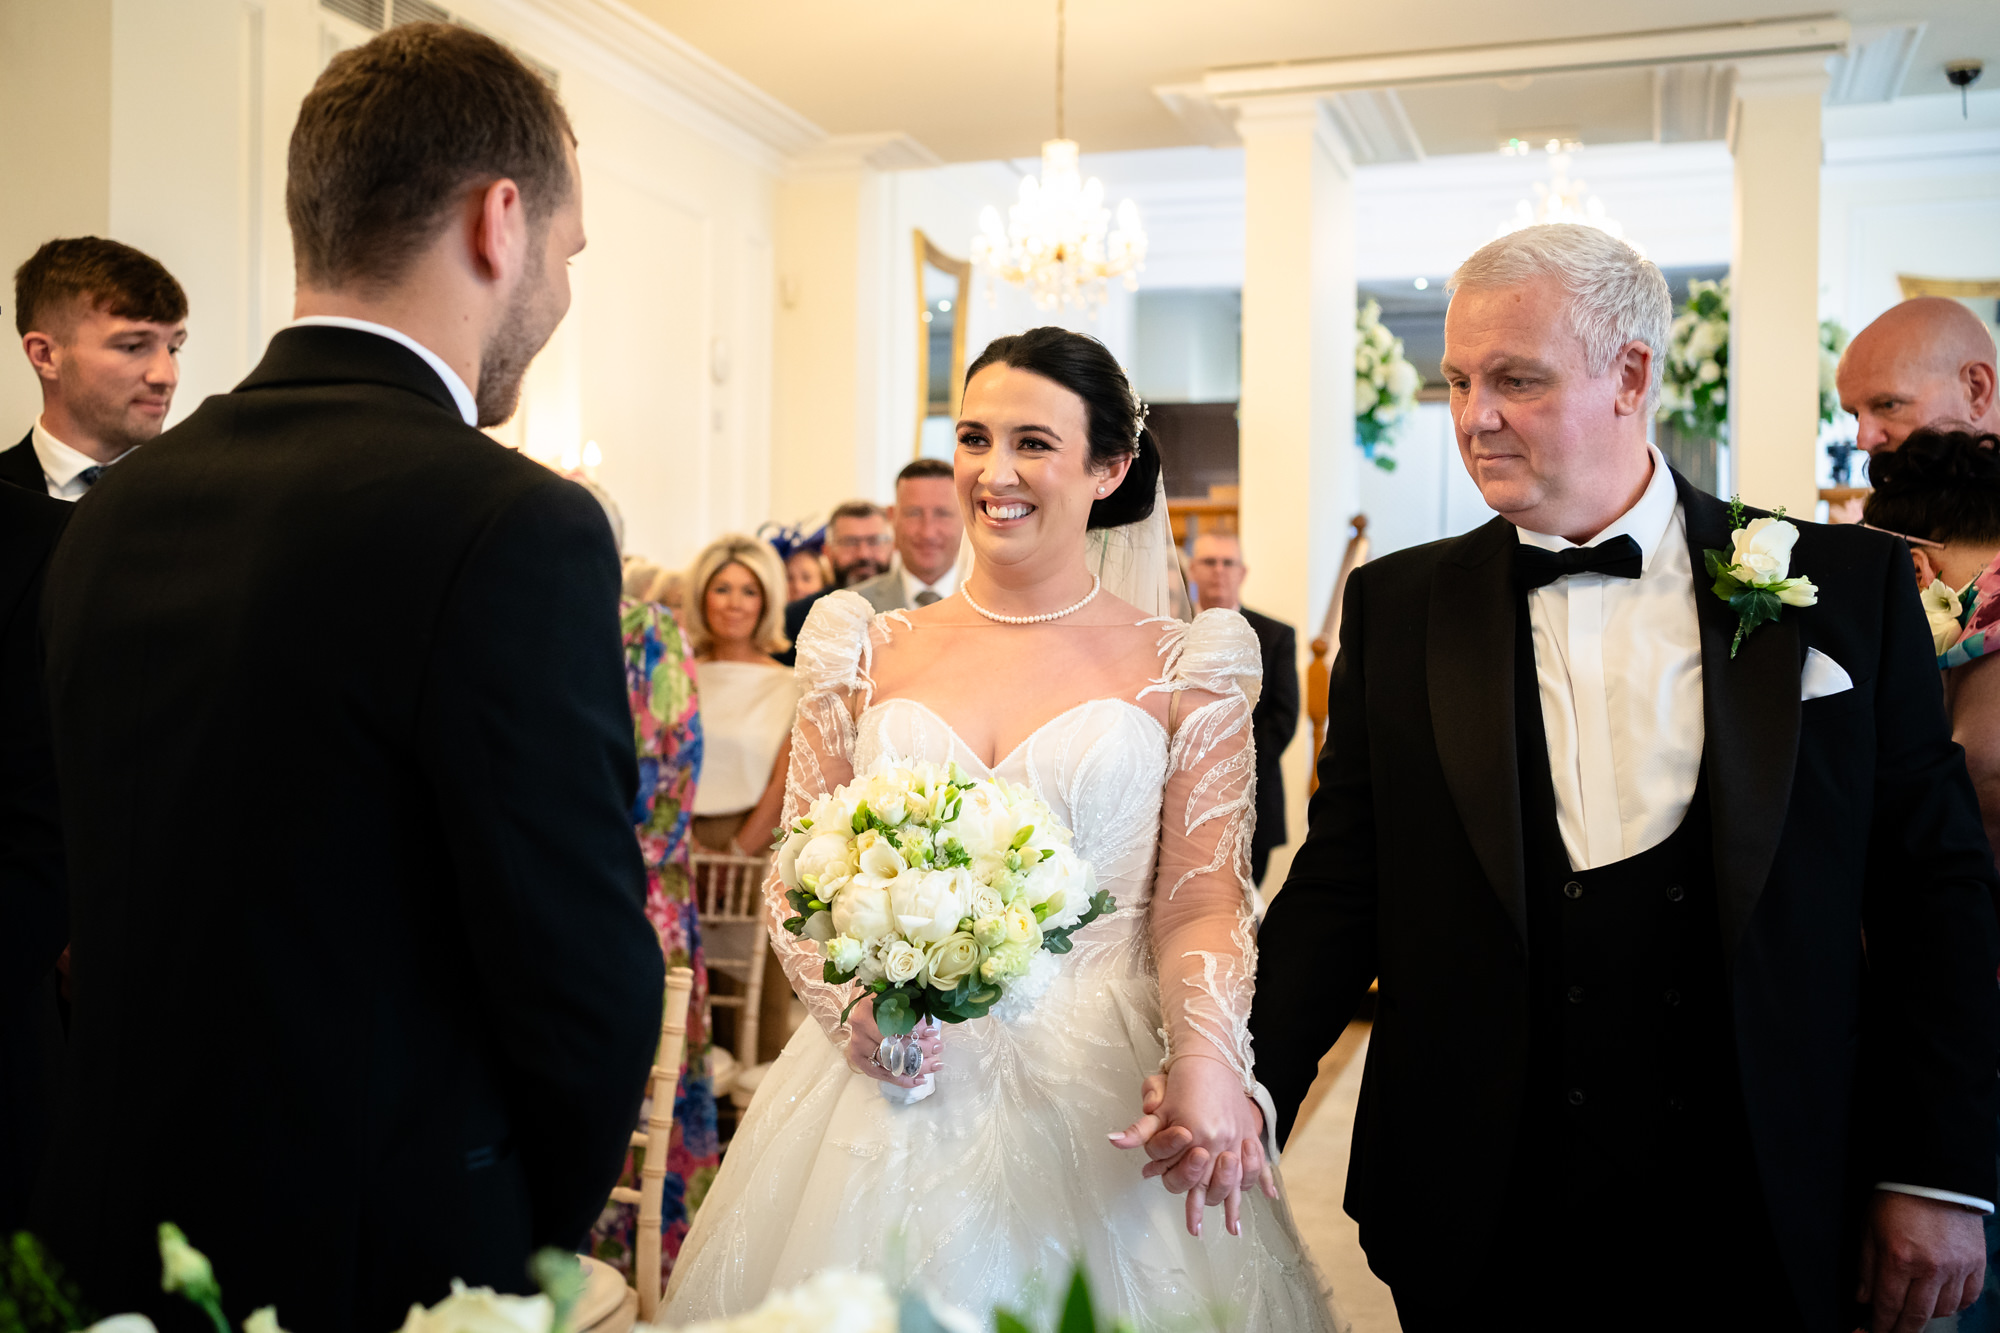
left=857, top=695, right=1166, bottom=774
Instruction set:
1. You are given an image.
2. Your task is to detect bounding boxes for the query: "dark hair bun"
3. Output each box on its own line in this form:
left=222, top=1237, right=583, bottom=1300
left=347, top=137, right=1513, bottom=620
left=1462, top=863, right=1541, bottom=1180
left=1863, top=427, right=2000, bottom=546
left=964, top=326, right=1157, bottom=530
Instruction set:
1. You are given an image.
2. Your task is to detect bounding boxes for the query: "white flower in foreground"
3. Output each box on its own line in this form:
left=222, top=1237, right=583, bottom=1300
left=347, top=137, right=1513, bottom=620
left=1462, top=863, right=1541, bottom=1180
left=1773, top=577, right=1818, bottom=608
left=84, top=1318, right=160, bottom=1333
left=1924, top=579, right=1964, bottom=653
left=890, top=868, right=971, bottom=945
left=881, top=939, right=925, bottom=985
left=653, top=1268, right=897, bottom=1333
left=397, top=1281, right=553, bottom=1333
left=244, top=1309, right=291, bottom=1333
left=157, top=1225, right=215, bottom=1297
left=830, top=880, right=893, bottom=944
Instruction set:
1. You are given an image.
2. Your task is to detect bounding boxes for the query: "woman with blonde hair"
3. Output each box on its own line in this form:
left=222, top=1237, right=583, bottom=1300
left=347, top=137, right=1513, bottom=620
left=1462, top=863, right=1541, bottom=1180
left=685, top=535, right=799, bottom=857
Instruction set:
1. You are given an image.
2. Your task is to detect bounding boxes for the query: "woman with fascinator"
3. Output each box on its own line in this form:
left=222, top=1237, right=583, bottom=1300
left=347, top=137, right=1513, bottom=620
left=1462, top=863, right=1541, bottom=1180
left=664, top=327, right=1339, bottom=1328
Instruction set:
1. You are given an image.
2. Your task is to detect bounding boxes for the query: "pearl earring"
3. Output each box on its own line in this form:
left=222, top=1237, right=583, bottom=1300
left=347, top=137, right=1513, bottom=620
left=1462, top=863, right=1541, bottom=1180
left=1096, top=486, right=1106, bottom=495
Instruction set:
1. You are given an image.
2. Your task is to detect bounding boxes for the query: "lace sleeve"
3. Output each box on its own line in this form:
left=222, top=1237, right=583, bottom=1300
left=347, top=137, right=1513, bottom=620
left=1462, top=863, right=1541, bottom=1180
left=1143, top=609, right=1264, bottom=1092
left=764, top=592, right=877, bottom=1038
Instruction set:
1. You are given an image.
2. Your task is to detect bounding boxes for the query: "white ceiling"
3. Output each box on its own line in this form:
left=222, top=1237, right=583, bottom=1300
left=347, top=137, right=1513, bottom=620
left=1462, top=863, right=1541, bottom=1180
left=626, top=0, right=1999, bottom=162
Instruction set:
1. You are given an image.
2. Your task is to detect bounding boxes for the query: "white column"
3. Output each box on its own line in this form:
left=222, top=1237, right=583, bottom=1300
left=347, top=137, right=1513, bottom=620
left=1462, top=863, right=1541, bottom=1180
left=1727, top=56, right=1828, bottom=516
left=1233, top=96, right=1359, bottom=895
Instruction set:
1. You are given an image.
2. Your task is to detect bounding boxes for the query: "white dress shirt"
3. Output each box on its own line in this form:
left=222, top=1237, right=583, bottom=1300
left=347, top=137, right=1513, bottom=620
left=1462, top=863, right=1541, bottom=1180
left=1519, top=446, right=1994, bottom=1213
left=32, top=418, right=131, bottom=501
left=1518, top=446, right=1704, bottom=872
left=898, top=561, right=959, bottom=607
left=286, top=316, right=477, bottom=427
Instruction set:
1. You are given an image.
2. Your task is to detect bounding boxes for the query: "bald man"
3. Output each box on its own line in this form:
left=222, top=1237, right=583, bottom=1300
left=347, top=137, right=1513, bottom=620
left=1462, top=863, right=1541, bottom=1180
left=1839, top=296, right=2000, bottom=454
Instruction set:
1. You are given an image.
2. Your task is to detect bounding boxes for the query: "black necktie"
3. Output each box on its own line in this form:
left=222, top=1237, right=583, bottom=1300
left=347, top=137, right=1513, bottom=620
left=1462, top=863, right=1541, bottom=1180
left=77, top=466, right=103, bottom=489
left=1514, top=534, right=1644, bottom=590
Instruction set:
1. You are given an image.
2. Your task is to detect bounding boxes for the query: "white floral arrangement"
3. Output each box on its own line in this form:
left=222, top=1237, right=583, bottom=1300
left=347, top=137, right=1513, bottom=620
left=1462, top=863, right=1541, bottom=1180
left=776, top=761, right=1114, bottom=1043
left=1658, top=277, right=1730, bottom=439
left=653, top=1269, right=977, bottom=1333
left=1817, top=316, right=1849, bottom=427
left=1354, top=299, right=1421, bottom=472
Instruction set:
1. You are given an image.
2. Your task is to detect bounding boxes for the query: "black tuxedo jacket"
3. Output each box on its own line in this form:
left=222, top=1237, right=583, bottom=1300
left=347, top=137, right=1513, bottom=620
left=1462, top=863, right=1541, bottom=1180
left=0, top=484, right=70, bottom=1231
left=1253, top=472, right=2000, bottom=1324
left=33, top=326, right=665, bottom=1331
left=0, top=432, right=47, bottom=493
left=1239, top=607, right=1299, bottom=875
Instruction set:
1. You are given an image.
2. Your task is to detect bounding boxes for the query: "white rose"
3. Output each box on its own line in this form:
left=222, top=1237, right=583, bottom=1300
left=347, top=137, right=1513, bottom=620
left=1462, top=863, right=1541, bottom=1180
left=1728, top=516, right=1799, bottom=586
left=1355, top=379, right=1380, bottom=413
left=1387, top=358, right=1419, bottom=400
left=855, top=829, right=909, bottom=880
left=882, top=939, right=924, bottom=984
left=1002, top=902, right=1041, bottom=947
left=831, top=880, right=894, bottom=944
left=969, top=883, right=1005, bottom=919
left=397, top=1282, right=553, bottom=1333
left=891, top=868, right=971, bottom=945
left=1697, top=357, right=1722, bottom=384
left=926, top=932, right=981, bottom=988
left=827, top=934, right=865, bottom=974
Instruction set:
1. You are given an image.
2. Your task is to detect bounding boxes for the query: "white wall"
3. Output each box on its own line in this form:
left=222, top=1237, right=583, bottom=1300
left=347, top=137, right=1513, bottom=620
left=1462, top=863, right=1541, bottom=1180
left=4, top=0, right=785, bottom=570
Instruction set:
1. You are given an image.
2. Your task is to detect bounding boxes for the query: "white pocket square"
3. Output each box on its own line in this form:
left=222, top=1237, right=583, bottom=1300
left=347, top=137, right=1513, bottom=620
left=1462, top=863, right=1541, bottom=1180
left=1801, top=647, right=1854, bottom=701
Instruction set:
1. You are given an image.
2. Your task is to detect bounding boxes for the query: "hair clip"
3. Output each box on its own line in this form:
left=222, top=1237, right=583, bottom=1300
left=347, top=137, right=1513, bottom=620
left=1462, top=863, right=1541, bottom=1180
left=1133, top=400, right=1150, bottom=442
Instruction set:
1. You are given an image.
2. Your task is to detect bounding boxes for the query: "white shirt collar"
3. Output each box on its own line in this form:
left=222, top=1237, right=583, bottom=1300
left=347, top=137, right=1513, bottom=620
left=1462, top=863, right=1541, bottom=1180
left=286, top=316, right=477, bottom=426
left=899, top=560, right=959, bottom=602
left=1514, top=444, right=1680, bottom=573
left=33, top=417, right=129, bottom=488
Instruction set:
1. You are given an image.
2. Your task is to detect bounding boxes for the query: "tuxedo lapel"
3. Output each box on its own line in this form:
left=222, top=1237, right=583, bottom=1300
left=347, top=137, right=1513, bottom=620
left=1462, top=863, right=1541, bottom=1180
left=1676, top=474, right=1802, bottom=957
left=1427, top=516, right=1529, bottom=945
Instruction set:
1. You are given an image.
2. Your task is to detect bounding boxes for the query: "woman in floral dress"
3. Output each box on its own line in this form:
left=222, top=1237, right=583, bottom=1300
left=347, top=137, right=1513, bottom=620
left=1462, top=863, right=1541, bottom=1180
left=588, top=598, right=719, bottom=1279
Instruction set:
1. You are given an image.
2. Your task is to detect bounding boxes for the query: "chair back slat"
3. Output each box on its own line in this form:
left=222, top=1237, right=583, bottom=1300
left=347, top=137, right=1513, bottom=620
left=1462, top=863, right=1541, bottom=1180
left=635, top=966, right=695, bottom=1321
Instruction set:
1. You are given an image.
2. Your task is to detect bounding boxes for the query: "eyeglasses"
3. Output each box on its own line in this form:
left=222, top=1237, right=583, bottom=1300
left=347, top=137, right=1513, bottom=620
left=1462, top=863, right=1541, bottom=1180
left=1859, top=522, right=1946, bottom=550
left=829, top=534, right=893, bottom=551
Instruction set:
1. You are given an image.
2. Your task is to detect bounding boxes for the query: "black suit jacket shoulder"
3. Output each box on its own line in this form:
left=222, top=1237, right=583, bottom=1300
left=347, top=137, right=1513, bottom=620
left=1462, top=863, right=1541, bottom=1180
left=0, top=433, right=46, bottom=494
left=1239, top=607, right=1298, bottom=853
left=1254, top=478, right=2000, bottom=1322
left=34, top=327, right=664, bottom=1331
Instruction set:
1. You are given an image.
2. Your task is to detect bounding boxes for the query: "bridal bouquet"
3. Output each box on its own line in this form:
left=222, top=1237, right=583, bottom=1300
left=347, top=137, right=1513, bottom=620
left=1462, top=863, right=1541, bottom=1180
left=776, top=762, right=1114, bottom=1039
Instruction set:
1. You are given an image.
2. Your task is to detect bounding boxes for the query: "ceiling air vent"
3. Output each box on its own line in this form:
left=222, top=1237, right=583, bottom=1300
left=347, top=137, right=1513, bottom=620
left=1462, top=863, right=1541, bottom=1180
left=319, top=0, right=385, bottom=31
left=390, top=0, right=450, bottom=26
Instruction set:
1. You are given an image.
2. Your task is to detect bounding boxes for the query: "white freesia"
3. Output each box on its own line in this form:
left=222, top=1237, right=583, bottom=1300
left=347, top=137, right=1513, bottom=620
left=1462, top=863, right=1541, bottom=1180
left=396, top=1282, right=552, bottom=1333
left=827, top=934, right=865, bottom=974
left=1727, top=517, right=1800, bottom=585
left=1924, top=579, right=1965, bottom=653
left=244, top=1311, right=290, bottom=1333
left=890, top=868, right=971, bottom=945
left=1774, top=577, right=1818, bottom=608
left=854, top=830, right=908, bottom=880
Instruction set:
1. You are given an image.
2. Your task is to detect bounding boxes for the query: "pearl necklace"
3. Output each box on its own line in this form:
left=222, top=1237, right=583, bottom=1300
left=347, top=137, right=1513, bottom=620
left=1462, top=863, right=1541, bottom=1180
left=959, top=575, right=1102, bottom=625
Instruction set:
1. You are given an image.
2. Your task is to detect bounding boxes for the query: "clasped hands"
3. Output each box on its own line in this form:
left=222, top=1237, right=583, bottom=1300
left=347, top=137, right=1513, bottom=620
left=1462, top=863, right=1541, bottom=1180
left=1110, top=1054, right=1276, bottom=1239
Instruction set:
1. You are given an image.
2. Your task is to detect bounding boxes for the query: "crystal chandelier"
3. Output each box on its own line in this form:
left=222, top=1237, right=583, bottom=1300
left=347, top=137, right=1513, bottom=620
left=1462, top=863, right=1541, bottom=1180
left=1494, top=140, right=1643, bottom=254
left=970, top=0, right=1146, bottom=311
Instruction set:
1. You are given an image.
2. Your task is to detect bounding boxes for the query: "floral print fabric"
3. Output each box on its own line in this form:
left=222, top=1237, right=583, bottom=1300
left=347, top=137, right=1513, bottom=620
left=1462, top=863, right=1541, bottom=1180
left=588, top=600, right=719, bottom=1280
left=1941, top=557, right=2000, bottom=670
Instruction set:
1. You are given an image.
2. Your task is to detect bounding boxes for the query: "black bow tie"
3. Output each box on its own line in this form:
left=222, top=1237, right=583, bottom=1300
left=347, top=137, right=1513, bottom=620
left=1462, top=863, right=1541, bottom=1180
left=1514, top=534, right=1644, bottom=590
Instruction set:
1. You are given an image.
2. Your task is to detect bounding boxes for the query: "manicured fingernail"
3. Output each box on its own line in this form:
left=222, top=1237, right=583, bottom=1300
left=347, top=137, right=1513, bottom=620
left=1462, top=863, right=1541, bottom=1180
left=1193, top=1221, right=1201, bottom=1237
left=1229, top=1219, right=1241, bottom=1236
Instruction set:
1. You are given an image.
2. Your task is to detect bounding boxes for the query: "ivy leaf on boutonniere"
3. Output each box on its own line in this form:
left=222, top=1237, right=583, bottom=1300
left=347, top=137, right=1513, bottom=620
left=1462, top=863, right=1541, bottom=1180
left=1703, top=496, right=1818, bottom=659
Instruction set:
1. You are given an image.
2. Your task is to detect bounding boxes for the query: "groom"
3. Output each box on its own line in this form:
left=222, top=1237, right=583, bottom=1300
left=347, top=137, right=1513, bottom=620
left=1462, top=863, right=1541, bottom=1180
left=1252, top=225, right=2000, bottom=1331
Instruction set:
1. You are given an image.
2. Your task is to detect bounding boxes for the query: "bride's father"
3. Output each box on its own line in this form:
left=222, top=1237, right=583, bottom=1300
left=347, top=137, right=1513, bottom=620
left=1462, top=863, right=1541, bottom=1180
left=33, top=25, right=663, bottom=1331
left=1253, top=224, right=2000, bottom=1332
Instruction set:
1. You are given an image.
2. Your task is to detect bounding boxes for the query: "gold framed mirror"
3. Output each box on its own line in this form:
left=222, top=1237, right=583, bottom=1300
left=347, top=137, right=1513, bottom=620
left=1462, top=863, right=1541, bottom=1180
left=914, top=230, right=972, bottom=458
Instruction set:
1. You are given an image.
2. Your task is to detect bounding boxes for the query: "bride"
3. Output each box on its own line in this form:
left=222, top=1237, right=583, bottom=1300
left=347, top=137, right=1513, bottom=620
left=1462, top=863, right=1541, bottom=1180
left=664, top=327, right=1338, bottom=1330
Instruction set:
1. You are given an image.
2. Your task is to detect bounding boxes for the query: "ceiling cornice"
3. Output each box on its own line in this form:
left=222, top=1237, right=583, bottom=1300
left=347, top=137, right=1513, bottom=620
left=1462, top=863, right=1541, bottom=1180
left=1202, top=16, right=1851, bottom=100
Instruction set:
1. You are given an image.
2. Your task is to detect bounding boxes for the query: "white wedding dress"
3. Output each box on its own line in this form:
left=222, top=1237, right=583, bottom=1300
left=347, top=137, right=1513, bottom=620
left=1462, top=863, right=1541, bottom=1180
left=663, top=591, right=1341, bottom=1331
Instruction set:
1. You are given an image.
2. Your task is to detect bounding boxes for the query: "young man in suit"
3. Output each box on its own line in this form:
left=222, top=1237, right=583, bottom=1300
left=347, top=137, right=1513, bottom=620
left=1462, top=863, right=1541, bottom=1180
left=3, top=238, right=186, bottom=498
left=1249, top=225, right=2000, bottom=1331
left=0, top=484, right=69, bottom=1235
left=1187, top=530, right=1298, bottom=887
left=844, top=458, right=966, bottom=614
left=33, top=24, right=663, bottom=1331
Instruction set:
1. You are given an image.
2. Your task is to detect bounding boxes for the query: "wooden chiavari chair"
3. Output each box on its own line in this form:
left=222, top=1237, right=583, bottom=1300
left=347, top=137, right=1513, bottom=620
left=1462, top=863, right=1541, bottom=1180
left=575, top=966, right=695, bottom=1330
left=689, top=850, right=769, bottom=1097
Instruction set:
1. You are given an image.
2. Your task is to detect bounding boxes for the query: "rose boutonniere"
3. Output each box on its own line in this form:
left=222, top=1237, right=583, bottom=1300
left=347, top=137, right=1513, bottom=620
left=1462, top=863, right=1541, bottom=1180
left=1703, top=497, right=1818, bottom=658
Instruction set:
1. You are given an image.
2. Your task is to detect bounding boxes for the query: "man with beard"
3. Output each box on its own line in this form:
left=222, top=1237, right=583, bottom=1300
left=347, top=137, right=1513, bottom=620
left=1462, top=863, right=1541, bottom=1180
left=776, top=498, right=892, bottom=666
left=3, top=238, right=187, bottom=498
left=32, top=24, right=663, bottom=1332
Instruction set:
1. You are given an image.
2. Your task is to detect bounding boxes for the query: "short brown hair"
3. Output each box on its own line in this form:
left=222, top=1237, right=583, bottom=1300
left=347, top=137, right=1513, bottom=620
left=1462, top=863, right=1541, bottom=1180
left=829, top=500, right=889, bottom=525
left=286, top=23, right=574, bottom=291
left=13, top=237, right=187, bottom=338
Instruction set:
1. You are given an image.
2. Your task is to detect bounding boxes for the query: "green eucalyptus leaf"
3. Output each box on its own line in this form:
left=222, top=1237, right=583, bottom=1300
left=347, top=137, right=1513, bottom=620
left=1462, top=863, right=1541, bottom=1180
left=874, top=989, right=916, bottom=1036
